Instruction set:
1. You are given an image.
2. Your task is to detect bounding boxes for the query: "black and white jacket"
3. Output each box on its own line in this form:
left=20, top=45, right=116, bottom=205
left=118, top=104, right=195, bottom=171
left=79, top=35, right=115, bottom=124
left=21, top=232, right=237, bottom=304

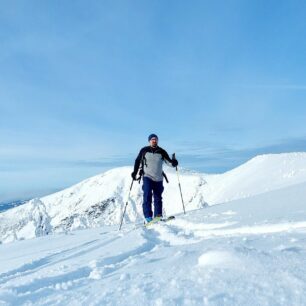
left=133, top=146, right=174, bottom=182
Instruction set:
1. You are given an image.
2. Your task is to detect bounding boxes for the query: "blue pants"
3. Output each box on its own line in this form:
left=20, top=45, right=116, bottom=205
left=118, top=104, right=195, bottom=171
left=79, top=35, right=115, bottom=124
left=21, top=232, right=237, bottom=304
left=142, top=177, right=164, bottom=218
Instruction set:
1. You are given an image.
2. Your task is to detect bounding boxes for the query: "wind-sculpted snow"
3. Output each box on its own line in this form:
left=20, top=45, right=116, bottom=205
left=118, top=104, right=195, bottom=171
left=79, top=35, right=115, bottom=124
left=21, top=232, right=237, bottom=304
left=1, top=181, right=306, bottom=305
left=1, top=152, right=306, bottom=243
left=0, top=198, right=52, bottom=243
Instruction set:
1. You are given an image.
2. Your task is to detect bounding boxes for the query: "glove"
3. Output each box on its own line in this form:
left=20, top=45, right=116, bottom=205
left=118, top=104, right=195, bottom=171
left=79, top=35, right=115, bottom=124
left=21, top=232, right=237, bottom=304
left=172, top=159, right=178, bottom=167
left=131, top=172, right=137, bottom=180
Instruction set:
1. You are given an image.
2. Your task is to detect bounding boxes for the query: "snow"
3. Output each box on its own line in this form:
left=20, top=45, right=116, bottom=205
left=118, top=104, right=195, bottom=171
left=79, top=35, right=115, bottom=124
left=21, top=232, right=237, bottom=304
left=1, top=152, right=306, bottom=305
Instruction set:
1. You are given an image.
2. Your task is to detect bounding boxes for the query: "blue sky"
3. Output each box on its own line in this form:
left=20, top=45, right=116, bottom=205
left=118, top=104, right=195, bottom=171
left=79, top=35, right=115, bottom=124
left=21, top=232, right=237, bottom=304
left=1, top=0, right=306, bottom=202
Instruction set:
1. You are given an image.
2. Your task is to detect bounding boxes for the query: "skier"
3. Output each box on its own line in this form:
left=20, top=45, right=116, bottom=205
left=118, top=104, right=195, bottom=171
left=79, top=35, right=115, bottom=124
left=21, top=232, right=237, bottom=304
left=131, top=134, right=178, bottom=223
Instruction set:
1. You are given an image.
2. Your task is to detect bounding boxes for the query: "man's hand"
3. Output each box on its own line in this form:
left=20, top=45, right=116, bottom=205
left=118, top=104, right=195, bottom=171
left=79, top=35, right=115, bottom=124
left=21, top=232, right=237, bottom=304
left=131, top=172, right=137, bottom=180
left=172, top=159, right=178, bottom=167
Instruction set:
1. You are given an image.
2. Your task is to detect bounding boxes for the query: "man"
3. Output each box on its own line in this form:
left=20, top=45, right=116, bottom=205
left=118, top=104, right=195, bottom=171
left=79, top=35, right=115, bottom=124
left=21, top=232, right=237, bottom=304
left=131, top=134, right=178, bottom=223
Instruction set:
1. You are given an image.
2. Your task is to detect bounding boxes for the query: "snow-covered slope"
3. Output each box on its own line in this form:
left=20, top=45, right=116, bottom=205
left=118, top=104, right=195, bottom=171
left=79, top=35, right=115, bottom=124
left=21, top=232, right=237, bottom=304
left=1, top=180, right=306, bottom=305
left=1, top=152, right=306, bottom=243
left=204, top=152, right=306, bottom=204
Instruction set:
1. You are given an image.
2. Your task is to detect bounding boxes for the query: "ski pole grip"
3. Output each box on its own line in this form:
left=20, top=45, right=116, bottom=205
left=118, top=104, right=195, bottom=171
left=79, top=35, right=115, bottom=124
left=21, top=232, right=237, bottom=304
left=172, top=153, right=176, bottom=160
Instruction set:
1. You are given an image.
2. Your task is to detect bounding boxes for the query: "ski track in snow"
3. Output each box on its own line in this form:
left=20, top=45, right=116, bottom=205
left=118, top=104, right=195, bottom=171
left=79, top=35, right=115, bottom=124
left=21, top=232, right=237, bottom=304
left=0, top=228, right=167, bottom=305
left=137, top=211, right=306, bottom=248
left=1, top=205, right=306, bottom=305
left=0, top=238, right=115, bottom=285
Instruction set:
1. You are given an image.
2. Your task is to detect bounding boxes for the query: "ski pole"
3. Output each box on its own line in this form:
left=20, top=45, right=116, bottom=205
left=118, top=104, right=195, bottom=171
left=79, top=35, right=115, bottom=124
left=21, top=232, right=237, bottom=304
left=173, top=153, right=186, bottom=214
left=119, top=179, right=134, bottom=231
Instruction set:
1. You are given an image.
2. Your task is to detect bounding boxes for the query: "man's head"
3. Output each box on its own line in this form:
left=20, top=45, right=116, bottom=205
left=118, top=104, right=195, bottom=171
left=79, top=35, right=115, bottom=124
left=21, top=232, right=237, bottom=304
left=148, top=134, right=158, bottom=147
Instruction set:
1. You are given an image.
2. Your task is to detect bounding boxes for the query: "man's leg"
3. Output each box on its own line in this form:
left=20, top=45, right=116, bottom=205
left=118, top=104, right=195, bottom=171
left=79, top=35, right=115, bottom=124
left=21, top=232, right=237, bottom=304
left=142, top=177, right=153, bottom=218
left=153, top=180, right=164, bottom=217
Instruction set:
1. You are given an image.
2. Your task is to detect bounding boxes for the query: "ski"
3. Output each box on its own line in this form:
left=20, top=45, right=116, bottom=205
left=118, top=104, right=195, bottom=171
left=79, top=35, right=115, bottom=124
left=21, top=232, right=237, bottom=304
left=144, top=216, right=175, bottom=227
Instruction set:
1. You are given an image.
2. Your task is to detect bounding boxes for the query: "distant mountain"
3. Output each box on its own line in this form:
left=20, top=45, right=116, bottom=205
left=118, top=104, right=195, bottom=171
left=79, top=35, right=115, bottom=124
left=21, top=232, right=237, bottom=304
left=1, top=152, right=306, bottom=243
left=0, top=200, right=28, bottom=213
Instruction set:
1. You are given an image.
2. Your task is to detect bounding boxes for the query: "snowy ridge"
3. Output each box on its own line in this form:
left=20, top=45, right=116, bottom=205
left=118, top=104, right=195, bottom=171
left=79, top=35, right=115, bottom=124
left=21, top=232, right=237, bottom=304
left=203, top=152, right=306, bottom=204
left=1, top=152, right=306, bottom=243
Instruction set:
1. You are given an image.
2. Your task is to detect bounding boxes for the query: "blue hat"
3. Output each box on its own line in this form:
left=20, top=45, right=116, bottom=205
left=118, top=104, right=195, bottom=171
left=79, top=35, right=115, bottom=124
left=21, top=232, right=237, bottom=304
left=148, top=134, right=158, bottom=141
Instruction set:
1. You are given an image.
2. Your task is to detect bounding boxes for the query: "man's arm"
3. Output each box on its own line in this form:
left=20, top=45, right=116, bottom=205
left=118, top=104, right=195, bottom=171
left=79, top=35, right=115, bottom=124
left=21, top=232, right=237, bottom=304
left=161, top=149, right=178, bottom=167
left=131, top=148, right=145, bottom=179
